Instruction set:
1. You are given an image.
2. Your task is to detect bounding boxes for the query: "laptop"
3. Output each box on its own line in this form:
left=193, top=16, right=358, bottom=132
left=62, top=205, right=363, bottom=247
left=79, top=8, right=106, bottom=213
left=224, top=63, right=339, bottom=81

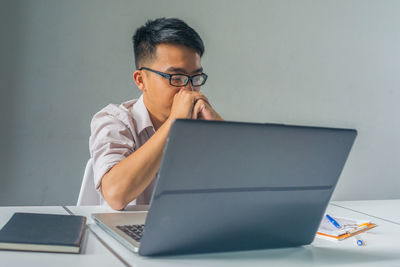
left=92, top=119, right=357, bottom=256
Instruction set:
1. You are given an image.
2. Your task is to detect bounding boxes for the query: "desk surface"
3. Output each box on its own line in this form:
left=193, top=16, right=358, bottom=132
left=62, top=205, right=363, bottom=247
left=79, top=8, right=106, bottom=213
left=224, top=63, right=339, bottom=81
left=333, top=199, right=400, bottom=225
left=1, top=201, right=400, bottom=267
left=66, top=201, right=400, bottom=267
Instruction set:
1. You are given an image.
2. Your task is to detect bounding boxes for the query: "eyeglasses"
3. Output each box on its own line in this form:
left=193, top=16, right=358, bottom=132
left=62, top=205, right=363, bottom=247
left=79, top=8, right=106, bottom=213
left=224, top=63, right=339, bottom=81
left=139, top=67, right=208, bottom=87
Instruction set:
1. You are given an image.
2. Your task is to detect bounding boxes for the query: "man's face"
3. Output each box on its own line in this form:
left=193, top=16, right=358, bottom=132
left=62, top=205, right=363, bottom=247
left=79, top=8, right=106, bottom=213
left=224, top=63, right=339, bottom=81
left=138, top=43, right=203, bottom=121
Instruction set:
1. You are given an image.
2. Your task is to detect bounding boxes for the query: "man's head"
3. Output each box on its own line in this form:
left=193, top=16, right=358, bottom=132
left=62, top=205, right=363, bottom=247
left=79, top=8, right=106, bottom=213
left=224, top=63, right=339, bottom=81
left=132, top=18, right=206, bottom=126
left=133, top=18, right=204, bottom=69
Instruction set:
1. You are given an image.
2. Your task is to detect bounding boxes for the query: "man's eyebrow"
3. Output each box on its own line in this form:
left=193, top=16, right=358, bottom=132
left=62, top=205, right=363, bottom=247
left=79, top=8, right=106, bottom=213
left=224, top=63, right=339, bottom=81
left=165, top=67, right=203, bottom=74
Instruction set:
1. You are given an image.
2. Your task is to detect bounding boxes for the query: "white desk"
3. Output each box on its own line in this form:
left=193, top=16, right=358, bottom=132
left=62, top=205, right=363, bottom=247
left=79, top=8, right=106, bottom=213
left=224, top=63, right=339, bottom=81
left=65, top=202, right=400, bottom=267
left=333, top=200, right=400, bottom=225
left=1, top=202, right=399, bottom=266
left=0, top=206, right=125, bottom=267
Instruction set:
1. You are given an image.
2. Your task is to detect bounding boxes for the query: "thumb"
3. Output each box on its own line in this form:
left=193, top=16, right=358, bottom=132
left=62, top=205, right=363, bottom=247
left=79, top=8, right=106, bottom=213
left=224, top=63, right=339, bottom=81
left=192, top=100, right=201, bottom=119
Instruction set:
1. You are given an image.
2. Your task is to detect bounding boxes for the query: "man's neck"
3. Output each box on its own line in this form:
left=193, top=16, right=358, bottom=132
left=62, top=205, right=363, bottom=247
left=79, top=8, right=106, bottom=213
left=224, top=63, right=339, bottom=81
left=148, top=112, right=165, bottom=131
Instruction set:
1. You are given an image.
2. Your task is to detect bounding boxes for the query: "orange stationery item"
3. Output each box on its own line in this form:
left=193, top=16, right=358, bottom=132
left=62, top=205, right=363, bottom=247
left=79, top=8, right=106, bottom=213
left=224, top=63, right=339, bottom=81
left=316, top=215, right=376, bottom=241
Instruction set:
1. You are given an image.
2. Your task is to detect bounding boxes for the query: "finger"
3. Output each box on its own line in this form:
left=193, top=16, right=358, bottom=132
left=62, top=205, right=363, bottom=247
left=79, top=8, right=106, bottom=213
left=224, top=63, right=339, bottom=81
left=179, top=90, right=208, bottom=101
left=193, top=96, right=210, bottom=108
left=192, top=103, right=199, bottom=119
left=177, top=90, right=210, bottom=106
left=193, top=99, right=208, bottom=120
left=192, top=99, right=203, bottom=119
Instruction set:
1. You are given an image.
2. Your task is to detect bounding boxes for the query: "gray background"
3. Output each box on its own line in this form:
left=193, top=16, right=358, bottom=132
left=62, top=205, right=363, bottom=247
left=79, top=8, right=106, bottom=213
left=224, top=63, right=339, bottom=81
left=1, top=0, right=399, bottom=206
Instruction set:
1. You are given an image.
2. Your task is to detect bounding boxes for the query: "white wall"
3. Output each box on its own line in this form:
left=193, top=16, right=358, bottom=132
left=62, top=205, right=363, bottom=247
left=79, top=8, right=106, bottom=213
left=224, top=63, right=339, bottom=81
left=1, top=0, right=399, bottom=205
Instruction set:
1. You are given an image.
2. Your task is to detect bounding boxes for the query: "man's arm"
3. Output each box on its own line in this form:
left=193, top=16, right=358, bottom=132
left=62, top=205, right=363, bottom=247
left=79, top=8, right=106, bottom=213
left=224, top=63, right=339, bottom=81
left=100, top=118, right=173, bottom=210
left=100, top=90, right=221, bottom=210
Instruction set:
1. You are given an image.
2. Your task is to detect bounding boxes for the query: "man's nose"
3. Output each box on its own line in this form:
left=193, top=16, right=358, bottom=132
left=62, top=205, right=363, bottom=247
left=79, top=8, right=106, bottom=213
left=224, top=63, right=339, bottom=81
left=181, top=81, right=194, bottom=91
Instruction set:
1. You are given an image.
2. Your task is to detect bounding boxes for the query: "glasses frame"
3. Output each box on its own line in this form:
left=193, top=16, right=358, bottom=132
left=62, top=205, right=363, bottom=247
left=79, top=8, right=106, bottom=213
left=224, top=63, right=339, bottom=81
left=139, top=67, right=208, bottom=87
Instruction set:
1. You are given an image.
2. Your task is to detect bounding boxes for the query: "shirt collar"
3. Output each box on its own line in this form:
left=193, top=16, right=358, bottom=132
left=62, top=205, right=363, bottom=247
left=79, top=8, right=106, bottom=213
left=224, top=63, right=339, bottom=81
left=132, top=94, right=155, bottom=134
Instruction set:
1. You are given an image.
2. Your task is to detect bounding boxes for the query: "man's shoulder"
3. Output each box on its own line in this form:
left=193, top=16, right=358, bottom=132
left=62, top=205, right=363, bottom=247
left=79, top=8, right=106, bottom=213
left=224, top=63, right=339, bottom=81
left=91, top=98, right=139, bottom=128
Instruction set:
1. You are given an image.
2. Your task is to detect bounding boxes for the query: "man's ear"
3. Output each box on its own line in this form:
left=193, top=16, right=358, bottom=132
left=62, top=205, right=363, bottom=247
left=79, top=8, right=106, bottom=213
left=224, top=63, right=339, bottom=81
left=133, top=70, right=146, bottom=92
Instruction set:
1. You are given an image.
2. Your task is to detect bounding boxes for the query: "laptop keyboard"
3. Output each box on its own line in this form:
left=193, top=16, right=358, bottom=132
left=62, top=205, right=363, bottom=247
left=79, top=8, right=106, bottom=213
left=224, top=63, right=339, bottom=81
left=116, top=224, right=145, bottom=242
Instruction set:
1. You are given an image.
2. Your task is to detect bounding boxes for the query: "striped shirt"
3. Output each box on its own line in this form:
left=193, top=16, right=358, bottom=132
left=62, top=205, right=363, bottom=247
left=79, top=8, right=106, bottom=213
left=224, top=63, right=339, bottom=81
left=89, top=94, right=156, bottom=206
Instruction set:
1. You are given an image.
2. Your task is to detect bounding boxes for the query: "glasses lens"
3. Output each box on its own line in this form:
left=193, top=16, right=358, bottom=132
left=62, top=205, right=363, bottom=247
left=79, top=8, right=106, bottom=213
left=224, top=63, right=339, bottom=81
left=170, top=75, right=188, bottom=86
left=191, top=74, right=207, bottom=86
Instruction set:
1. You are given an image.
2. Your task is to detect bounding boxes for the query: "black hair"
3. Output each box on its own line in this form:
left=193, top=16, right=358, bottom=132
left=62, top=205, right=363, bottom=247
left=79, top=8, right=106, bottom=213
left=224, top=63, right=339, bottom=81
left=133, top=18, right=204, bottom=69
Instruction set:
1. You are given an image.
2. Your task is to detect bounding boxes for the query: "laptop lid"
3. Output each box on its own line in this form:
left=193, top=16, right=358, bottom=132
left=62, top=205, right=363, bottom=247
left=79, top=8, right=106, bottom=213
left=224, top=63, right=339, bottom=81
left=139, top=120, right=357, bottom=256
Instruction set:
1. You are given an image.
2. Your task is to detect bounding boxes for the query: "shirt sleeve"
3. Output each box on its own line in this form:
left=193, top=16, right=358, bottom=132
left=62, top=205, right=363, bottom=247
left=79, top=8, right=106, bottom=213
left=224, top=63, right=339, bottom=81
left=89, top=105, right=136, bottom=192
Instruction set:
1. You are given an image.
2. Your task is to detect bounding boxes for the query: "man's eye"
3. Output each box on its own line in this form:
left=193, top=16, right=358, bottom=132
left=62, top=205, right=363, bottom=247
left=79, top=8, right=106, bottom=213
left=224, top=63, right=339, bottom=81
left=171, top=76, right=187, bottom=84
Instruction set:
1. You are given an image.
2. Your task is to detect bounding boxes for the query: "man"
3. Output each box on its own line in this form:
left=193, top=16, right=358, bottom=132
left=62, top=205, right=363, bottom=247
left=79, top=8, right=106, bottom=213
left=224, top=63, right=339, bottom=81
left=89, top=18, right=223, bottom=210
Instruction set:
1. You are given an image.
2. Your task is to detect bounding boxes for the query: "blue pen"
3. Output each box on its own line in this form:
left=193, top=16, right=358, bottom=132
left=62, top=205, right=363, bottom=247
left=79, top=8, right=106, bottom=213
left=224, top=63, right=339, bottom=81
left=326, top=214, right=342, bottom=229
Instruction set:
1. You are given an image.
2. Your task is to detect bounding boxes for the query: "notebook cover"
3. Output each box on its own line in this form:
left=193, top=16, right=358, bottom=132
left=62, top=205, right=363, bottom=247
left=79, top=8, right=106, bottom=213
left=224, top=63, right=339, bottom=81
left=0, top=212, right=86, bottom=253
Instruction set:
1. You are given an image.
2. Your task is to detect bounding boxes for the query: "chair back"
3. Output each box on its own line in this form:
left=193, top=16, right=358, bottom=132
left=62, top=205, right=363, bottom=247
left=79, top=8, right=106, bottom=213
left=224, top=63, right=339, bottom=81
left=77, top=158, right=100, bottom=205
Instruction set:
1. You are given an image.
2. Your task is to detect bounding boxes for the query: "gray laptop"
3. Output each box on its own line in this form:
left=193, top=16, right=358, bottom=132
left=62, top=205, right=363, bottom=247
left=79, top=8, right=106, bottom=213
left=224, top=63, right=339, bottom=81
left=92, top=119, right=357, bottom=256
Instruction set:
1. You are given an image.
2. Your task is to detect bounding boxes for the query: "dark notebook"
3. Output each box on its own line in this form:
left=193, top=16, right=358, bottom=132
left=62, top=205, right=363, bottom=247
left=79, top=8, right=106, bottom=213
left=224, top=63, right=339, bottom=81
left=0, top=212, right=86, bottom=253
